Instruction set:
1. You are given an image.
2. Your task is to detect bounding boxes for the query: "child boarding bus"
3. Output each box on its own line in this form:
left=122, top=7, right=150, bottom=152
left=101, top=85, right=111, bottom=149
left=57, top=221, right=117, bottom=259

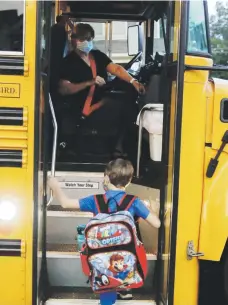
left=0, top=1, right=227, bottom=305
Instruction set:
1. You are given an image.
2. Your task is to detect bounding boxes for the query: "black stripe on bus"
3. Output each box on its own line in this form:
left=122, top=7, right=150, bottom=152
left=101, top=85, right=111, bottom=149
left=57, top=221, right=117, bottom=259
left=0, top=107, right=23, bottom=126
left=0, top=149, right=22, bottom=168
left=0, top=239, right=21, bottom=256
left=0, top=57, right=24, bottom=76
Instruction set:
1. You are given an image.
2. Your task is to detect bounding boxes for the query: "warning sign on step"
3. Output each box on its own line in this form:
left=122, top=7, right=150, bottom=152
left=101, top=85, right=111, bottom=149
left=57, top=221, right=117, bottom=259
left=60, top=181, right=99, bottom=189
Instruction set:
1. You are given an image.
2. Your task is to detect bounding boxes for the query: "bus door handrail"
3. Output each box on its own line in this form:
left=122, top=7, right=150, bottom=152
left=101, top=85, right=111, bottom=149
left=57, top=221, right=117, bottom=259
left=136, top=107, right=153, bottom=178
left=47, top=93, right=58, bottom=207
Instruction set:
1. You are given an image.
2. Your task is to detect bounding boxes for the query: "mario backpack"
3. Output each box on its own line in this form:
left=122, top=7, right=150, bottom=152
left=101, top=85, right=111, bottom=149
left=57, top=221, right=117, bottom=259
left=80, top=194, right=148, bottom=294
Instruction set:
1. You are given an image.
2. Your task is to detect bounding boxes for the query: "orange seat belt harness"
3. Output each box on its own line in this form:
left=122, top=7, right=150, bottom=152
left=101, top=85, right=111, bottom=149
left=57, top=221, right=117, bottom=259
left=82, top=54, right=103, bottom=117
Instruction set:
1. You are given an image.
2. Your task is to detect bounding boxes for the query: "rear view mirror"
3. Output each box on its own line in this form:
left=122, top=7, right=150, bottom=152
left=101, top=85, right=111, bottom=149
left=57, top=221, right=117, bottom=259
left=127, top=25, right=139, bottom=56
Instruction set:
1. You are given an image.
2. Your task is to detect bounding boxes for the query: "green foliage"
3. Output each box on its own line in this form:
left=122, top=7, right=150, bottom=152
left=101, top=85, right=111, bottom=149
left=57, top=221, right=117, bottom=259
left=210, top=1, right=228, bottom=79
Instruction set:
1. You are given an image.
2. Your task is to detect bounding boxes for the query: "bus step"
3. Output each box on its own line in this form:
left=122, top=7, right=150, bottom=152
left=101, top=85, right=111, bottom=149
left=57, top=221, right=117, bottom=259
left=47, top=287, right=155, bottom=300
left=47, top=210, right=92, bottom=244
left=47, top=206, right=159, bottom=254
left=46, top=243, right=156, bottom=288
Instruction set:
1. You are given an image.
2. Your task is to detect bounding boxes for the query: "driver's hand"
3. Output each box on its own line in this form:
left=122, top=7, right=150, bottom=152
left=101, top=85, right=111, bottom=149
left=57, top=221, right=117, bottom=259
left=95, top=76, right=106, bottom=87
left=132, top=80, right=146, bottom=95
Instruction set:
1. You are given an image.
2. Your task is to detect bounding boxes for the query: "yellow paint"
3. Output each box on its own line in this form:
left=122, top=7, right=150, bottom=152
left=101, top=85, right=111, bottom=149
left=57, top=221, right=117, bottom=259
left=159, top=2, right=181, bottom=301
left=199, top=78, right=228, bottom=261
left=173, top=55, right=213, bottom=305
left=205, top=80, right=214, bottom=144
left=0, top=108, right=28, bottom=152
left=173, top=1, right=181, bottom=61
left=0, top=83, right=20, bottom=98
left=0, top=1, right=38, bottom=304
left=161, top=81, right=177, bottom=300
left=0, top=258, right=26, bottom=305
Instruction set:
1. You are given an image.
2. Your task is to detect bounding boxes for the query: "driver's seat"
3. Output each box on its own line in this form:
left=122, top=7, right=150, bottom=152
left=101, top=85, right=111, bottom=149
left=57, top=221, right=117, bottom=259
left=56, top=91, right=129, bottom=158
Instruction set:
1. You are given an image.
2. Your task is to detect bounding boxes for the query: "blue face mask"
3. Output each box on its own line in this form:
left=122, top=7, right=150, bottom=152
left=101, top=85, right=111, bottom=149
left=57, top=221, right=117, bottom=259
left=77, top=40, right=93, bottom=54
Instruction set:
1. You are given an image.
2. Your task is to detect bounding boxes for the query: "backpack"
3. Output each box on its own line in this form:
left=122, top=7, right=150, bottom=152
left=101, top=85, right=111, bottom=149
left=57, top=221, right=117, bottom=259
left=80, top=194, right=148, bottom=294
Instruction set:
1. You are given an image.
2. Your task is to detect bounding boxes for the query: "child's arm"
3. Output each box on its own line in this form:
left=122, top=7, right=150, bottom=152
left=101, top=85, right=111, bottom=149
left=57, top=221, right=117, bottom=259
left=143, top=199, right=161, bottom=228
left=48, top=177, right=80, bottom=209
left=145, top=212, right=161, bottom=228
left=135, top=199, right=161, bottom=229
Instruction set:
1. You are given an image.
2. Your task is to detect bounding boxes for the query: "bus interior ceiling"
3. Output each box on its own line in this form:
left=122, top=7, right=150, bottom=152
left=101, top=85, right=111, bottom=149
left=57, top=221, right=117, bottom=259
left=45, top=2, right=167, bottom=302
left=49, top=0, right=168, bottom=188
left=66, top=1, right=167, bottom=21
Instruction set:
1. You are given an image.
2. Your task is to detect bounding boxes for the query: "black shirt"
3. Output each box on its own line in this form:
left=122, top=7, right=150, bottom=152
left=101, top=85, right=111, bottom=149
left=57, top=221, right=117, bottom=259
left=59, top=50, right=112, bottom=114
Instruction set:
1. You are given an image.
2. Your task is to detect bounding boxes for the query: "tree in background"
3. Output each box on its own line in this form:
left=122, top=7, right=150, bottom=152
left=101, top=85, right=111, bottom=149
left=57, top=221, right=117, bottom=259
left=210, top=1, right=228, bottom=79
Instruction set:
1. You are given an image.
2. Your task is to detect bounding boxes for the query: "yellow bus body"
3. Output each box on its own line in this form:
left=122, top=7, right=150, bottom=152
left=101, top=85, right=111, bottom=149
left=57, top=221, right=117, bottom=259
left=0, top=1, right=227, bottom=305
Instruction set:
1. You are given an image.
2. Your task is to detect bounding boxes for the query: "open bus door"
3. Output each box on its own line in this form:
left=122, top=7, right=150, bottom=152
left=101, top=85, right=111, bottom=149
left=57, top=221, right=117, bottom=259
left=39, top=1, right=190, bottom=305
left=41, top=2, right=188, bottom=305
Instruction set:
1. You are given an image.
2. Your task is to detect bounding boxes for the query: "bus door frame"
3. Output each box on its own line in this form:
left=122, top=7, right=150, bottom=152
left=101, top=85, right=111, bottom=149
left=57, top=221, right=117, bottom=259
left=156, top=1, right=187, bottom=304
left=34, top=1, right=53, bottom=304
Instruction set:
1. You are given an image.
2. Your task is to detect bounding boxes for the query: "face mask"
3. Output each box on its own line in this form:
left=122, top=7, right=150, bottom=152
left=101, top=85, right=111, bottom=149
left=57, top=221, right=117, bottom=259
left=77, top=40, right=93, bottom=54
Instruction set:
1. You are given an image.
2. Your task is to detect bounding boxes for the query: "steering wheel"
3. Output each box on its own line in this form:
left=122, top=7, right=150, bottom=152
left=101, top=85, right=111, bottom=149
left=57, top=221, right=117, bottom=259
left=124, top=51, right=143, bottom=70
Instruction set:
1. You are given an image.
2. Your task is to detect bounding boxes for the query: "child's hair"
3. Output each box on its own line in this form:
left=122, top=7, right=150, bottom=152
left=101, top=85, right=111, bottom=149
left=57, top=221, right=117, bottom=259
left=104, top=159, right=134, bottom=188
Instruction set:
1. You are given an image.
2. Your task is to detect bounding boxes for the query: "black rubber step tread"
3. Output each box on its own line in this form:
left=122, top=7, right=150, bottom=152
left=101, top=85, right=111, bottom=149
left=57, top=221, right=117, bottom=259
left=46, top=243, right=78, bottom=252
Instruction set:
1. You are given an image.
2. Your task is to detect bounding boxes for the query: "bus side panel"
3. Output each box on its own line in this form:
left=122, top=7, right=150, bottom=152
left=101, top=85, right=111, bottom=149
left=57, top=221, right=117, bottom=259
left=0, top=1, right=38, bottom=305
left=0, top=169, right=27, bottom=305
left=24, top=1, right=40, bottom=304
left=0, top=258, right=25, bottom=305
left=199, top=79, right=228, bottom=261
left=199, top=149, right=228, bottom=261
left=173, top=56, right=212, bottom=305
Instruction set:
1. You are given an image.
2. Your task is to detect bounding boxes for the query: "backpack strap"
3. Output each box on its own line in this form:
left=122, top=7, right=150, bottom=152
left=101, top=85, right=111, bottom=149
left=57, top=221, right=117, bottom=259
left=118, top=194, right=140, bottom=224
left=94, top=194, right=109, bottom=214
left=81, top=53, right=103, bottom=117
left=95, top=193, right=138, bottom=215
left=117, top=194, right=137, bottom=211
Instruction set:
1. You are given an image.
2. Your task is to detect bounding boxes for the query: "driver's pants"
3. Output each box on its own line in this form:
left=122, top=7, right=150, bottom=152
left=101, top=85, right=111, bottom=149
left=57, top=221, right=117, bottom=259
left=58, top=96, right=130, bottom=152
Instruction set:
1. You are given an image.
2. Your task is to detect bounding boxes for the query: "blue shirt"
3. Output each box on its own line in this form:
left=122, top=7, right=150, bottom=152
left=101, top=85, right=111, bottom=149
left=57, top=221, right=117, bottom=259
left=79, top=190, right=150, bottom=220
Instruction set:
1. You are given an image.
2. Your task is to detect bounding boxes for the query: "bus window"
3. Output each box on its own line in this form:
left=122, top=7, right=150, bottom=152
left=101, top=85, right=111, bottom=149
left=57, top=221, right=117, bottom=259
left=0, top=0, right=25, bottom=55
left=111, top=21, right=136, bottom=63
left=153, top=19, right=165, bottom=55
left=88, top=22, right=106, bottom=53
left=187, top=0, right=209, bottom=53
left=75, top=21, right=140, bottom=64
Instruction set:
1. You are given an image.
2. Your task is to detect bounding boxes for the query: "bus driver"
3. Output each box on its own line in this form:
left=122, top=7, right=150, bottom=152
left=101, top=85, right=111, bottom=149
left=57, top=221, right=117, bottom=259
left=58, top=23, right=145, bottom=157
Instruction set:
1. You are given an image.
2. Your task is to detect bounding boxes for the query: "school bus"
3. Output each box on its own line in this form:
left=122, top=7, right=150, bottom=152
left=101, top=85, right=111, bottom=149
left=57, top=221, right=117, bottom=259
left=0, top=1, right=227, bottom=305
